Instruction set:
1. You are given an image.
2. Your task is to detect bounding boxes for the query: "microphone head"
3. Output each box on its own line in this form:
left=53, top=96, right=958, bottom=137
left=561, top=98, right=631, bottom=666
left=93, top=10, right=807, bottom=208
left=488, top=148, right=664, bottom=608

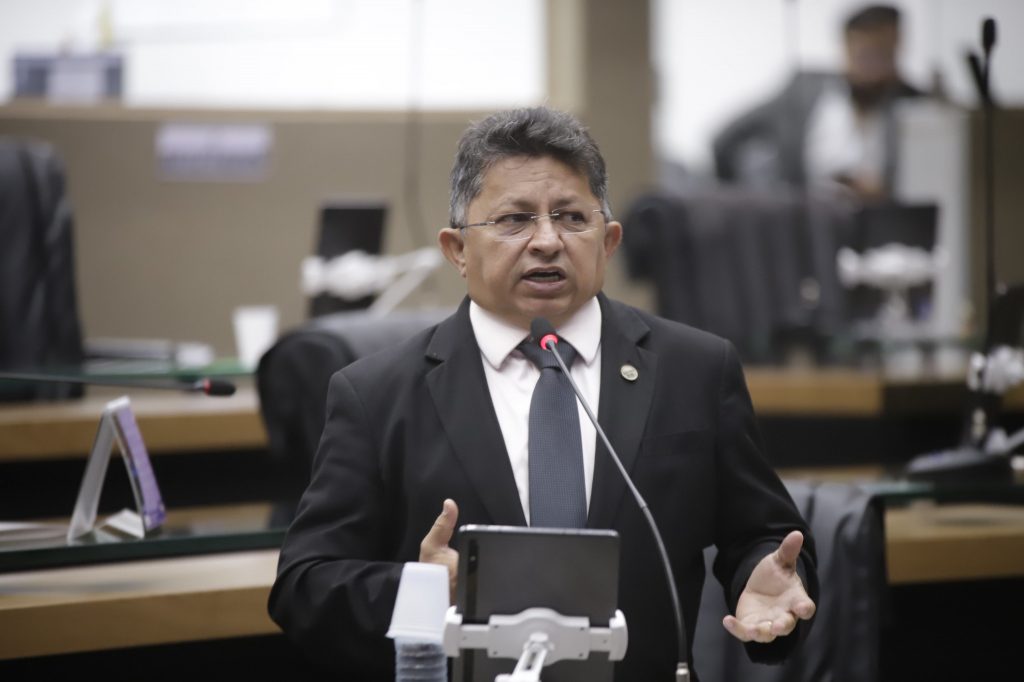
left=201, top=378, right=237, bottom=396
left=982, top=18, right=996, bottom=52
left=530, top=318, right=558, bottom=350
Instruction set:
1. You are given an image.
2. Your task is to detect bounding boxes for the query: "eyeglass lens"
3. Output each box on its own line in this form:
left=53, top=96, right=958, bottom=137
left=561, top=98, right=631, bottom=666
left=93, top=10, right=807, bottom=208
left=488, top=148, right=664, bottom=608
left=491, top=210, right=599, bottom=240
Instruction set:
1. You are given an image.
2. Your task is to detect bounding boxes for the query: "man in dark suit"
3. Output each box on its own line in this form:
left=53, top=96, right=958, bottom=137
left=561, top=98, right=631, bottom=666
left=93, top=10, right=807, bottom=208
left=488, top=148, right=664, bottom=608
left=269, top=107, right=818, bottom=680
left=713, top=4, right=924, bottom=200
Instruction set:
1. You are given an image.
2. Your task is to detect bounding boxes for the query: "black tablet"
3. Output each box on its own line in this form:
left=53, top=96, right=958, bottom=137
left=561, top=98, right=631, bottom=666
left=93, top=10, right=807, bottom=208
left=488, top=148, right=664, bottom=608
left=453, top=524, right=620, bottom=682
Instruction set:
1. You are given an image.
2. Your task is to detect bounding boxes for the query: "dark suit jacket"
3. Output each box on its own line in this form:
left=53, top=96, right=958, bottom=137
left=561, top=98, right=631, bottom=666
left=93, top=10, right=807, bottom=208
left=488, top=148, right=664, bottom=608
left=712, top=71, right=924, bottom=192
left=268, top=294, right=818, bottom=680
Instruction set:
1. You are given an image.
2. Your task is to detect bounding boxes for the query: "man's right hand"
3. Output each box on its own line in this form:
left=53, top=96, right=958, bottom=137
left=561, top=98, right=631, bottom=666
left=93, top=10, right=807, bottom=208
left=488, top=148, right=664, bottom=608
left=419, top=498, right=459, bottom=603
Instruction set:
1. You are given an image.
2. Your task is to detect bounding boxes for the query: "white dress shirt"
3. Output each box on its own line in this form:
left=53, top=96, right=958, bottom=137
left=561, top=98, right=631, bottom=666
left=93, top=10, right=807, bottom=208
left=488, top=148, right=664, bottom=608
left=469, top=298, right=602, bottom=524
left=804, top=81, right=886, bottom=189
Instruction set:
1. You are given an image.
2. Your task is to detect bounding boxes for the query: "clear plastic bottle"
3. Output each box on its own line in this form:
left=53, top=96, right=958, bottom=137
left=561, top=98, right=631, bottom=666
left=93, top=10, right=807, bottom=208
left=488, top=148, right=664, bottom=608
left=394, top=638, right=447, bottom=681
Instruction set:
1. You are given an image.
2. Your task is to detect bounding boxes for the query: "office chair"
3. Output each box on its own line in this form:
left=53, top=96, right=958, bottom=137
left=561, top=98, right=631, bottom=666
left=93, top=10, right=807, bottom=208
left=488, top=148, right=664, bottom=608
left=256, top=306, right=453, bottom=523
left=693, top=481, right=885, bottom=682
left=620, top=187, right=850, bottom=365
left=0, top=137, right=84, bottom=401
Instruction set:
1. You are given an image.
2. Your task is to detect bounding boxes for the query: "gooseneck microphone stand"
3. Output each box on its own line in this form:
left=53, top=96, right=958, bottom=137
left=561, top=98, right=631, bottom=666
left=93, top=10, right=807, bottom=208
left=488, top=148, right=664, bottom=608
left=532, top=319, right=690, bottom=682
left=0, top=371, right=237, bottom=396
left=904, top=17, right=1016, bottom=483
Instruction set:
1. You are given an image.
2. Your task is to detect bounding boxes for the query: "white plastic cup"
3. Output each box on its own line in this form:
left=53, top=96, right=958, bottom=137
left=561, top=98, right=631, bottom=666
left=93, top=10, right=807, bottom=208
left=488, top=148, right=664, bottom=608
left=387, top=562, right=449, bottom=644
left=232, top=305, right=279, bottom=370
left=389, top=563, right=449, bottom=682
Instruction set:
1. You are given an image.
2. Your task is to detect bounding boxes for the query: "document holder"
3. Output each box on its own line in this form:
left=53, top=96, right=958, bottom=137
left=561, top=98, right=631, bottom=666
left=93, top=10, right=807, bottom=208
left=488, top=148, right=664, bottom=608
left=67, top=396, right=167, bottom=542
left=446, top=525, right=625, bottom=682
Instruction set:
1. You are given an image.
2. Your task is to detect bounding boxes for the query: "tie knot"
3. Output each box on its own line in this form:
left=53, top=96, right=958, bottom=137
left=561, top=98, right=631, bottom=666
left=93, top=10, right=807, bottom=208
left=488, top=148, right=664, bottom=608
left=518, top=336, right=577, bottom=371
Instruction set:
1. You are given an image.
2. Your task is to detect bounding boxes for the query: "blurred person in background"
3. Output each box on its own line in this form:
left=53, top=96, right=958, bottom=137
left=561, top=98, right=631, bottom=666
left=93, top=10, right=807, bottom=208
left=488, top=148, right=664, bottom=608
left=713, top=4, right=925, bottom=201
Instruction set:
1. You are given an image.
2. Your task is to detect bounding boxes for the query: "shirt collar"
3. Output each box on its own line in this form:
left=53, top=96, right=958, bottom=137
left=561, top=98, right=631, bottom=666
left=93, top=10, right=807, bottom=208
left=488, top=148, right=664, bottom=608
left=469, top=297, right=602, bottom=370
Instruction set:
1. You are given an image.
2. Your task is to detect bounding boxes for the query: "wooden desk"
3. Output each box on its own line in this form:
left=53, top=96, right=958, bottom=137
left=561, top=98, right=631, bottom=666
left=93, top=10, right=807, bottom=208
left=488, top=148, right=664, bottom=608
left=1, top=499, right=1022, bottom=660
left=0, top=384, right=266, bottom=462
left=781, top=467, right=1024, bottom=583
left=3, top=371, right=1021, bottom=464
left=746, top=369, right=882, bottom=416
left=0, top=549, right=279, bottom=659
left=885, top=502, right=1024, bottom=584
left=745, top=368, right=1024, bottom=417
left=0, top=503, right=279, bottom=660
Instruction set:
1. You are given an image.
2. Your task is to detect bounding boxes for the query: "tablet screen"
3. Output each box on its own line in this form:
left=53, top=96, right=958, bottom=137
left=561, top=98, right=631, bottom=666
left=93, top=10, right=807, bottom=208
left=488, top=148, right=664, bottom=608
left=112, top=403, right=166, bottom=533
left=453, top=525, right=619, bottom=682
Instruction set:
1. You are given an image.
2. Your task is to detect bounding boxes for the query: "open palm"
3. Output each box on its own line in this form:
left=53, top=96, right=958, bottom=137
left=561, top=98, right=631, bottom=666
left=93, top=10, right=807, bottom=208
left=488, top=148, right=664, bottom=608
left=723, top=530, right=817, bottom=643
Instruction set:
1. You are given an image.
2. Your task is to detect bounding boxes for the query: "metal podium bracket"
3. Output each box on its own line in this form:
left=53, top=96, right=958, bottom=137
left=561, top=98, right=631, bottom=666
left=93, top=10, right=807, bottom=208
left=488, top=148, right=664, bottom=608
left=443, top=606, right=627, bottom=671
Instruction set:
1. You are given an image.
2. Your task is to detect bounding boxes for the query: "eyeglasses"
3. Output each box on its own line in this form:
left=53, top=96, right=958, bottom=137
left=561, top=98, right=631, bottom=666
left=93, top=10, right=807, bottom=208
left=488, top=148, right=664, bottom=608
left=460, top=209, right=605, bottom=242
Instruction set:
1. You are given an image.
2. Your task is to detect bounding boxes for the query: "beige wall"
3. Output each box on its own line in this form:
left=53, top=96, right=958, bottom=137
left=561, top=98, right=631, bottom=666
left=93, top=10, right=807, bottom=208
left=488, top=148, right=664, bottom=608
left=0, top=1, right=658, bottom=357
left=579, top=0, right=658, bottom=317
left=3, top=0, right=1021, bottom=360
left=0, top=107, right=477, bottom=353
left=0, top=101, right=656, bottom=355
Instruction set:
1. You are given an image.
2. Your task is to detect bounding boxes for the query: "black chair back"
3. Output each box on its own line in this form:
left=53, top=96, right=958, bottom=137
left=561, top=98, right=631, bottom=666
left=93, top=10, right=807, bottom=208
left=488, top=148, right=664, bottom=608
left=0, top=138, right=84, bottom=401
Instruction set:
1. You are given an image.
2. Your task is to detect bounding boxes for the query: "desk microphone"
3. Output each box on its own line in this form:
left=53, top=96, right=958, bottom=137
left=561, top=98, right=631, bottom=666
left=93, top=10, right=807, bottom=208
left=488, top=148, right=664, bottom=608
left=530, top=317, right=690, bottom=682
left=0, top=371, right=236, bottom=396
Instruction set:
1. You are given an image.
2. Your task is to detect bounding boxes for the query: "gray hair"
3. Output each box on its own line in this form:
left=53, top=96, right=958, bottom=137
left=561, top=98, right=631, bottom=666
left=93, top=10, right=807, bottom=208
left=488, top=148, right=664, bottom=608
left=448, top=107, right=612, bottom=228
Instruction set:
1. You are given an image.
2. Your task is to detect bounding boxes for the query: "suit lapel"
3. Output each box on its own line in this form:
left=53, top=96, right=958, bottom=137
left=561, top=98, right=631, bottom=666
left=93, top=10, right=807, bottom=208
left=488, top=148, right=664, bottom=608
left=587, top=294, right=655, bottom=529
left=425, top=298, right=527, bottom=526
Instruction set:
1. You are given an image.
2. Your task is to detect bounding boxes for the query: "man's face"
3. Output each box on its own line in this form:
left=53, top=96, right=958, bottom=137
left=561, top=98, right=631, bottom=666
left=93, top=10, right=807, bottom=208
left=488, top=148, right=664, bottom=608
left=438, top=155, right=622, bottom=330
left=844, top=24, right=900, bottom=97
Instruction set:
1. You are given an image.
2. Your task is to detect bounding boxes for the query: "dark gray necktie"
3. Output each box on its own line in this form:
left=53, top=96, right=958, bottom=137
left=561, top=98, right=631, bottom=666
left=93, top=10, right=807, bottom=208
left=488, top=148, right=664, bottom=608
left=518, top=338, right=586, bottom=528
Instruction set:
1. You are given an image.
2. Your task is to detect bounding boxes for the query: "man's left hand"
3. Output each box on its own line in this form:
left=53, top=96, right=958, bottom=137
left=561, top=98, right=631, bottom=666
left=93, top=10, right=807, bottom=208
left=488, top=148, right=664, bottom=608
left=419, top=499, right=460, bottom=603
left=722, top=530, right=816, bottom=643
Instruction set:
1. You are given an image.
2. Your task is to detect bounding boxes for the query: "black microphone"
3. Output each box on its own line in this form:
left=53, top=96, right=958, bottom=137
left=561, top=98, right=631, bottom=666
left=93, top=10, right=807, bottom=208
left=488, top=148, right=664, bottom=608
left=0, top=371, right=236, bottom=397
left=982, top=17, right=996, bottom=55
left=529, top=317, right=690, bottom=682
left=980, top=17, right=996, bottom=102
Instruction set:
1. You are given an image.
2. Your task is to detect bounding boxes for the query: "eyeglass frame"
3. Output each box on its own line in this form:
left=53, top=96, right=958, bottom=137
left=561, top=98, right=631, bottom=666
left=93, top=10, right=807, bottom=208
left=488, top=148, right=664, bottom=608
left=457, top=209, right=608, bottom=242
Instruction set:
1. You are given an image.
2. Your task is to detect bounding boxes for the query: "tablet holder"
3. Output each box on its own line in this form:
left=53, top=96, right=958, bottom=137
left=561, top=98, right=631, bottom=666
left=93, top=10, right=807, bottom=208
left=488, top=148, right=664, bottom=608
left=443, top=606, right=627, bottom=682
left=442, top=524, right=627, bottom=682
left=67, top=396, right=167, bottom=542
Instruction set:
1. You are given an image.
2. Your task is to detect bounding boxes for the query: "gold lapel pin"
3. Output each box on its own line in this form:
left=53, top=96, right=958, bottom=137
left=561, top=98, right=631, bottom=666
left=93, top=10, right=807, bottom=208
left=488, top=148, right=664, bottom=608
left=620, top=364, right=639, bottom=382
